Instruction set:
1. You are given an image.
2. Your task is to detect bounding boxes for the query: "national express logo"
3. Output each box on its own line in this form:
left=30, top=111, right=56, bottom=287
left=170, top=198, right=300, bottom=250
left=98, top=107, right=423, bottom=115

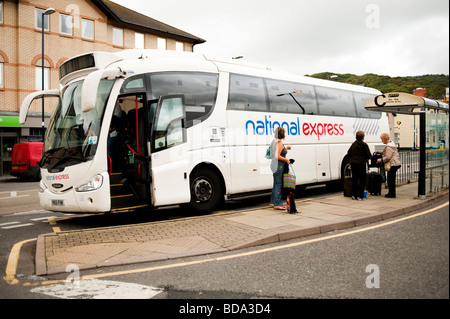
left=245, top=115, right=344, bottom=141
left=46, top=174, right=70, bottom=181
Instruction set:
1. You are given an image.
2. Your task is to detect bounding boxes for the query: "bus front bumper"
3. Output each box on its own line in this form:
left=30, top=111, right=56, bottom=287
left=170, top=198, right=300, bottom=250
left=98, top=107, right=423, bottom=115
left=38, top=172, right=111, bottom=213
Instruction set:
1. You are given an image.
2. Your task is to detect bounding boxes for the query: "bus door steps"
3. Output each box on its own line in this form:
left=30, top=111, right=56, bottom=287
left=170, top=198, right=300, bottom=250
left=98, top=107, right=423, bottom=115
left=109, top=172, right=149, bottom=211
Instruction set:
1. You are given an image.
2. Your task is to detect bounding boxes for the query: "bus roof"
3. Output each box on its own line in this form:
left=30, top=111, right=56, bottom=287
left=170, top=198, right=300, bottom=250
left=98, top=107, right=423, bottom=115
left=60, top=49, right=381, bottom=95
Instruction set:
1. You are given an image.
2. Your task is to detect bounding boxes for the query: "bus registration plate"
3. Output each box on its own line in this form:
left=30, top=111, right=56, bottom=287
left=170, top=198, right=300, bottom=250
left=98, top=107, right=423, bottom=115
left=52, top=199, right=64, bottom=206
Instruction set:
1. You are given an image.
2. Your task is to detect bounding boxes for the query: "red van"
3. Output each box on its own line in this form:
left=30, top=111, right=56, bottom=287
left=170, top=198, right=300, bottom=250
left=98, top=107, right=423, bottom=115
left=10, top=142, right=43, bottom=180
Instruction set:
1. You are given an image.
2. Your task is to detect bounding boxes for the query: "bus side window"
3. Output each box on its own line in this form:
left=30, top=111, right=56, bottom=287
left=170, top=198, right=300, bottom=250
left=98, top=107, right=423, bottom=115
left=354, top=92, right=381, bottom=119
left=148, top=72, right=218, bottom=129
left=266, top=79, right=318, bottom=115
left=227, top=74, right=268, bottom=112
left=316, top=86, right=356, bottom=117
left=120, top=75, right=145, bottom=94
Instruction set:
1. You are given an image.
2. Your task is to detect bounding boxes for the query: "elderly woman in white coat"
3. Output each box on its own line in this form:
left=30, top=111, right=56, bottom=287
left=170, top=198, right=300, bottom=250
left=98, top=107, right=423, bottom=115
left=376, top=133, right=402, bottom=198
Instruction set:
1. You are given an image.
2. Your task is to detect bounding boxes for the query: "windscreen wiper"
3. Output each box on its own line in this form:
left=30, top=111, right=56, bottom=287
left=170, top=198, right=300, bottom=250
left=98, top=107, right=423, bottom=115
left=49, top=150, right=85, bottom=169
left=40, top=147, right=85, bottom=169
left=40, top=147, right=64, bottom=167
left=277, top=91, right=305, bottom=114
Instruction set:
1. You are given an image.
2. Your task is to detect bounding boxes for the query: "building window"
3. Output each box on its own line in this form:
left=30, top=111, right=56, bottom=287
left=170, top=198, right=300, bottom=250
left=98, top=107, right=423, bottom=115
left=35, top=66, right=50, bottom=90
left=60, top=13, right=73, bottom=35
left=157, top=38, right=166, bottom=50
left=0, top=1, right=3, bottom=24
left=36, top=8, right=50, bottom=31
left=0, top=62, right=4, bottom=88
left=82, top=18, right=94, bottom=39
left=176, top=42, right=184, bottom=52
left=135, top=32, right=144, bottom=49
left=113, top=27, right=123, bottom=46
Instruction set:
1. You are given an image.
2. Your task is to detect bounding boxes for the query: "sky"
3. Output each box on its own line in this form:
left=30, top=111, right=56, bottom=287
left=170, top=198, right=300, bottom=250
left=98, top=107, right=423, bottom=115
left=112, top=0, right=449, bottom=77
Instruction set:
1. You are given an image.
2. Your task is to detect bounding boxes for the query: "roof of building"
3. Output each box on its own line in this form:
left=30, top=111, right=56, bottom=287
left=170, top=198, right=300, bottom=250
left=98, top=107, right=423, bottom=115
left=92, top=0, right=206, bottom=45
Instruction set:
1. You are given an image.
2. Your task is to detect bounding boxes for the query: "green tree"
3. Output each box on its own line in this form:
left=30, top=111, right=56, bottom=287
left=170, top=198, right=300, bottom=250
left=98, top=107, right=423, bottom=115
left=307, top=73, right=449, bottom=100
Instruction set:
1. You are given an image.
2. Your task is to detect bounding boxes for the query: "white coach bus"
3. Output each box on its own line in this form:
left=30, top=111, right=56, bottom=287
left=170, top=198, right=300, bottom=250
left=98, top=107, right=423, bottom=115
left=20, top=50, right=389, bottom=213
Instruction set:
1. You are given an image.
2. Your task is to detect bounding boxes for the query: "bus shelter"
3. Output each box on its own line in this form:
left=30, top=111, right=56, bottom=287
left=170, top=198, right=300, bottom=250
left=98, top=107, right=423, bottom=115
left=365, top=92, right=449, bottom=199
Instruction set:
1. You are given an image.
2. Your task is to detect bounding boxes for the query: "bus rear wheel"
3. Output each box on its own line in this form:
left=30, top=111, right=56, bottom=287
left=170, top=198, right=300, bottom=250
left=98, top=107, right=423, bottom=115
left=188, top=168, right=224, bottom=214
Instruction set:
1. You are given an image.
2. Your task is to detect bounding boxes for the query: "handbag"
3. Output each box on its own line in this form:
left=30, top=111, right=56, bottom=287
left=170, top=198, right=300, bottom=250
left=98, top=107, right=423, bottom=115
left=283, top=164, right=296, bottom=189
left=384, top=160, right=391, bottom=172
left=265, top=145, right=272, bottom=159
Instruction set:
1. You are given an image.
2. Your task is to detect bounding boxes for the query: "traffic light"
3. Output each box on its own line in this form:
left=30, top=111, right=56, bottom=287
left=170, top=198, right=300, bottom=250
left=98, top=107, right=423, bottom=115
left=396, top=121, right=401, bottom=125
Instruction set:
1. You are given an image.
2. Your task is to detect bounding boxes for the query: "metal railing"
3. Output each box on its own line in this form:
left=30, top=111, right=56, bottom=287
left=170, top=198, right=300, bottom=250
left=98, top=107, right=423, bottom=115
left=424, top=149, right=449, bottom=193
left=396, top=149, right=449, bottom=193
left=397, top=151, right=420, bottom=184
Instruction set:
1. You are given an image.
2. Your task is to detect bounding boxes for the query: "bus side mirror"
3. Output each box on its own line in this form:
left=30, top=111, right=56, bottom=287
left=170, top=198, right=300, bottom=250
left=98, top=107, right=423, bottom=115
left=81, top=68, right=125, bottom=113
left=19, top=89, right=60, bottom=124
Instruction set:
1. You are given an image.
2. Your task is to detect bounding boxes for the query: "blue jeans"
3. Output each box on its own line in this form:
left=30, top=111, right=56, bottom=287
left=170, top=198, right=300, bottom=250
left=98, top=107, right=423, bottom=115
left=270, top=162, right=285, bottom=206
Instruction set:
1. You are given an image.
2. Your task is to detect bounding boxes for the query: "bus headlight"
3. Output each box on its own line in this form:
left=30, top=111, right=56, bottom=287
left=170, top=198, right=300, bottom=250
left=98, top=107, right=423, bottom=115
left=75, top=174, right=103, bottom=192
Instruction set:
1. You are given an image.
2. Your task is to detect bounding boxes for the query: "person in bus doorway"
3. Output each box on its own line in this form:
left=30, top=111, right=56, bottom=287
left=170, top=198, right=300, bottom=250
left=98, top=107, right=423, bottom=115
left=270, top=127, right=291, bottom=210
left=375, top=133, right=402, bottom=198
left=347, top=131, right=371, bottom=200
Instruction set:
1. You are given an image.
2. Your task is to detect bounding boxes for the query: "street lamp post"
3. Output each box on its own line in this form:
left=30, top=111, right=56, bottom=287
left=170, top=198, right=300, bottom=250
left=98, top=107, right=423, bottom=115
left=41, top=8, right=55, bottom=142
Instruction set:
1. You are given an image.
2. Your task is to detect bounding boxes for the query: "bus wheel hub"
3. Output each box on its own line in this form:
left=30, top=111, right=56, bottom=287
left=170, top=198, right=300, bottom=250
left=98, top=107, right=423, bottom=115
left=193, top=178, right=212, bottom=202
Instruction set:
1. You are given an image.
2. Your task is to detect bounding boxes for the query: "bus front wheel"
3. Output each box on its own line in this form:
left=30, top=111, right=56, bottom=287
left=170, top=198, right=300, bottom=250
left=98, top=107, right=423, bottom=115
left=188, top=168, right=224, bottom=213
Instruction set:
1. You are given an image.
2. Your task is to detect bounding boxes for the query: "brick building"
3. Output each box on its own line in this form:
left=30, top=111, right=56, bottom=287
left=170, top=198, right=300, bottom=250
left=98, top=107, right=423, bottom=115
left=412, top=88, right=427, bottom=97
left=0, top=0, right=205, bottom=175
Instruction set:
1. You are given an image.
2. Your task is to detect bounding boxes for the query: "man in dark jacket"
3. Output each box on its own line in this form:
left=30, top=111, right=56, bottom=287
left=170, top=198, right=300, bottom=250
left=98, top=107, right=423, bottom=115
left=347, top=131, right=371, bottom=200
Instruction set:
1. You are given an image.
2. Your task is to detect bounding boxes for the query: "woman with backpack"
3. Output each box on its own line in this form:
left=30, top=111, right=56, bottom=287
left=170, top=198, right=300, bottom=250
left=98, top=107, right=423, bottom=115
left=269, top=127, right=291, bottom=210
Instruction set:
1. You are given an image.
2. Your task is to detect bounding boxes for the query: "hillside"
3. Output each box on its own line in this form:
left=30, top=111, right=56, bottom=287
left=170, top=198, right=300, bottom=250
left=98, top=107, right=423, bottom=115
left=307, top=72, right=449, bottom=100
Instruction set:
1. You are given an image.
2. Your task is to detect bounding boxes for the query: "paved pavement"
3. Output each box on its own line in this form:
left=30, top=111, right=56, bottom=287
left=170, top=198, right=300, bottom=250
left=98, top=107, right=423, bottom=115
left=35, top=182, right=448, bottom=275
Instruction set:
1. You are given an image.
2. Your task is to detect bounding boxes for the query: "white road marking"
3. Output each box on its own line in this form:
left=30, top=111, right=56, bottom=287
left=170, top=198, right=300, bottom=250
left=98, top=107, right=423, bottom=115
left=30, top=216, right=57, bottom=221
left=30, top=279, right=163, bottom=299
left=12, top=210, right=49, bottom=216
left=0, top=222, right=20, bottom=227
left=0, top=195, right=30, bottom=200
left=1, top=223, right=34, bottom=229
left=1, top=215, right=57, bottom=229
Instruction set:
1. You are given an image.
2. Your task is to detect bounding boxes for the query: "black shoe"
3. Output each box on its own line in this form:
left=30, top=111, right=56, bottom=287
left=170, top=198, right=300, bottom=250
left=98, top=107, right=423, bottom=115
left=385, top=194, right=396, bottom=198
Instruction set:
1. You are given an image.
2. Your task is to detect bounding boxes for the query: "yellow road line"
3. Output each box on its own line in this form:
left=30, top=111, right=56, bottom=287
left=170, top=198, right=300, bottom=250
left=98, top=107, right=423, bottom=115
left=3, top=238, right=37, bottom=285
left=111, top=194, right=134, bottom=199
left=110, top=204, right=149, bottom=211
left=48, top=217, right=60, bottom=233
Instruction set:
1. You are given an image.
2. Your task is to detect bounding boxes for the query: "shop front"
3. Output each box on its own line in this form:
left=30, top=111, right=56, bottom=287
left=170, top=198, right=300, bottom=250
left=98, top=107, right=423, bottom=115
left=0, top=114, right=44, bottom=176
